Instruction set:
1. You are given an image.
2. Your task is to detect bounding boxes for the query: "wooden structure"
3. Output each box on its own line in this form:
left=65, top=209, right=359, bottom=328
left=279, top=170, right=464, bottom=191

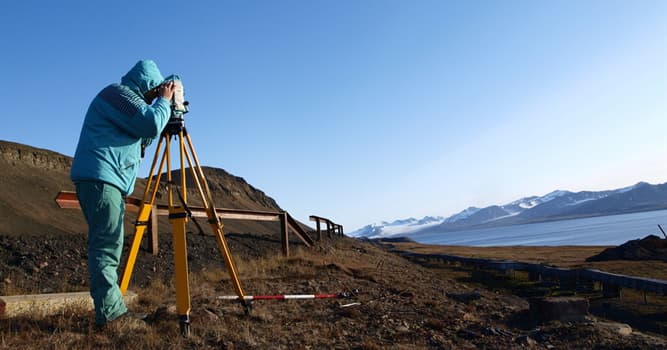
left=0, top=291, right=137, bottom=318
left=55, top=191, right=313, bottom=257
left=309, top=215, right=344, bottom=240
left=396, top=250, right=667, bottom=296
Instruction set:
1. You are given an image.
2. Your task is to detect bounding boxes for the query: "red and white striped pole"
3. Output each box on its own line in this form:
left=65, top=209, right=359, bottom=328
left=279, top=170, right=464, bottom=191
left=218, top=293, right=337, bottom=301
left=218, top=290, right=358, bottom=301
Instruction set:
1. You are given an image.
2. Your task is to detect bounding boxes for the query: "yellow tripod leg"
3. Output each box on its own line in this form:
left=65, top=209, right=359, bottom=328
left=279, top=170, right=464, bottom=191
left=170, top=206, right=192, bottom=335
left=120, top=134, right=167, bottom=294
left=183, top=135, right=246, bottom=305
left=120, top=203, right=153, bottom=294
left=210, top=220, right=245, bottom=298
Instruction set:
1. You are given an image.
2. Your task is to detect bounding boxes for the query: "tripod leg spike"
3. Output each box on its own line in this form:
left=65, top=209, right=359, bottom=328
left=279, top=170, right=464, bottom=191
left=179, top=315, right=191, bottom=336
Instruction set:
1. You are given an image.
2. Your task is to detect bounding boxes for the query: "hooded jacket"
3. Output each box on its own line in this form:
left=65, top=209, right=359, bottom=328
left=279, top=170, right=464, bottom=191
left=70, top=60, right=171, bottom=195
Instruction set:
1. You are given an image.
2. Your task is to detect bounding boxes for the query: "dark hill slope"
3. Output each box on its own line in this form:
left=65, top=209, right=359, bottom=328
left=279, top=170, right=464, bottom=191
left=0, top=140, right=290, bottom=236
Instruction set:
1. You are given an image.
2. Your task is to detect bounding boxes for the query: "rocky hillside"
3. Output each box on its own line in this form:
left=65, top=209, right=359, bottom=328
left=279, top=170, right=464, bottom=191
left=0, top=140, right=289, bottom=236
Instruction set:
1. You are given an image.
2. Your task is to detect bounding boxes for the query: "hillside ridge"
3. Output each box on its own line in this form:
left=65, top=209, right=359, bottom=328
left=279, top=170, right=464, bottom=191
left=0, top=140, right=286, bottom=236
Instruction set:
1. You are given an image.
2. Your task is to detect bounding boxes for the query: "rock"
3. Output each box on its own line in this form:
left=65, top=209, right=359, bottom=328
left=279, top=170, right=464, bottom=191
left=396, top=325, right=410, bottom=333
left=516, top=335, right=537, bottom=346
left=457, top=328, right=480, bottom=339
left=446, top=290, right=482, bottom=304
left=529, top=297, right=589, bottom=322
left=596, top=322, right=633, bottom=336
left=587, top=235, right=667, bottom=262
left=484, top=327, right=513, bottom=337
left=462, top=312, right=479, bottom=322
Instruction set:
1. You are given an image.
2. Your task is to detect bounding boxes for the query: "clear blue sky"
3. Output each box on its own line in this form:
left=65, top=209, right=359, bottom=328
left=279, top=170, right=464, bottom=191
left=1, top=1, right=665, bottom=231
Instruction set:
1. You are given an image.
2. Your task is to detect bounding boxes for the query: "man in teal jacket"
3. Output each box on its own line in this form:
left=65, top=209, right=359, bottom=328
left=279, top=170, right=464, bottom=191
left=71, top=60, right=175, bottom=327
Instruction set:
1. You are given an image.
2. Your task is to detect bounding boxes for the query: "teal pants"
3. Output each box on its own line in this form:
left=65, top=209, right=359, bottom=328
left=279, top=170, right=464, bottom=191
left=75, top=181, right=128, bottom=325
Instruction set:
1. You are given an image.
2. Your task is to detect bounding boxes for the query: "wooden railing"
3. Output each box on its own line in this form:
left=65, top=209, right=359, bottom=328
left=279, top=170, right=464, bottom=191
left=308, top=215, right=344, bottom=240
left=55, top=191, right=313, bottom=256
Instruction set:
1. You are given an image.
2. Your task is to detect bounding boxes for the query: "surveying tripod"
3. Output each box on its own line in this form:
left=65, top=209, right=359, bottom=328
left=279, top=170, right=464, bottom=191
left=118, top=112, right=248, bottom=336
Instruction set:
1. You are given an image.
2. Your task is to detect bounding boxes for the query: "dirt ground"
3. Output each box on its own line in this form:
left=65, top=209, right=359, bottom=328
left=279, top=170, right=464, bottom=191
left=1, top=231, right=666, bottom=349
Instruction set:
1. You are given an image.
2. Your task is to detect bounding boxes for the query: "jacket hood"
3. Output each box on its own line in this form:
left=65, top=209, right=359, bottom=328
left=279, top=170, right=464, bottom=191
left=120, top=60, right=164, bottom=96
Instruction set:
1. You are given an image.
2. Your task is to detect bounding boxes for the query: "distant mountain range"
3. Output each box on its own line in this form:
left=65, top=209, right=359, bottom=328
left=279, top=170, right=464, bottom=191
left=350, top=182, right=667, bottom=238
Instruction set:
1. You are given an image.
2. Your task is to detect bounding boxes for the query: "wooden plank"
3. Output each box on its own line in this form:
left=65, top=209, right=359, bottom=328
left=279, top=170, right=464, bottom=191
left=310, top=215, right=342, bottom=238
left=0, top=291, right=137, bottom=318
left=285, top=213, right=313, bottom=246
left=309, top=215, right=333, bottom=226
left=217, top=212, right=280, bottom=221
left=57, top=191, right=316, bottom=250
left=56, top=191, right=281, bottom=222
left=309, top=215, right=327, bottom=222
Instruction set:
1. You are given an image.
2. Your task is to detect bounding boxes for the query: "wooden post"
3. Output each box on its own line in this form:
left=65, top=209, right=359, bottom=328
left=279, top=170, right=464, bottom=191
left=316, top=220, right=321, bottom=241
left=149, top=205, right=159, bottom=255
left=529, top=271, right=541, bottom=282
left=326, top=221, right=331, bottom=239
left=340, top=225, right=344, bottom=237
left=280, top=212, right=289, bottom=257
left=602, top=283, right=622, bottom=299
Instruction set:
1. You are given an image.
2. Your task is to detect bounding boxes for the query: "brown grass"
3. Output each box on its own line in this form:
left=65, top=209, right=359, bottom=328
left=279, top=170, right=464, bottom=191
left=0, top=244, right=375, bottom=349
left=389, top=242, right=667, bottom=280
left=2, top=238, right=666, bottom=349
left=389, top=241, right=667, bottom=336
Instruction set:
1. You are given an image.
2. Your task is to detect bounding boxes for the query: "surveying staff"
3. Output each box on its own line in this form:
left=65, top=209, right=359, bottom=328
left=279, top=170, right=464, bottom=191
left=70, top=60, right=176, bottom=327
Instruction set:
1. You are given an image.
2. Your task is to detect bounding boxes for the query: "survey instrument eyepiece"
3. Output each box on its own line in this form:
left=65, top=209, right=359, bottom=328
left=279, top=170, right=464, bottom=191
left=170, top=79, right=188, bottom=117
left=164, top=78, right=190, bottom=133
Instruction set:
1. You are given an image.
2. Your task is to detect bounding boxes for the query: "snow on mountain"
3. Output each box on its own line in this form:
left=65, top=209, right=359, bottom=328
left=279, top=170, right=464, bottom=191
left=416, top=216, right=444, bottom=225
left=349, top=216, right=444, bottom=238
left=501, top=196, right=539, bottom=215
left=349, top=182, right=664, bottom=239
left=501, top=191, right=571, bottom=215
left=387, top=218, right=418, bottom=226
left=541, top=190, right=571, bottom=202
left=444, top=207, right=481, bottom=223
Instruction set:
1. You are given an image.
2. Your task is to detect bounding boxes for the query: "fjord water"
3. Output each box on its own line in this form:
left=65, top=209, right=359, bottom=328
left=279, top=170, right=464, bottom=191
left=411, top=210, right=667, bottom=247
